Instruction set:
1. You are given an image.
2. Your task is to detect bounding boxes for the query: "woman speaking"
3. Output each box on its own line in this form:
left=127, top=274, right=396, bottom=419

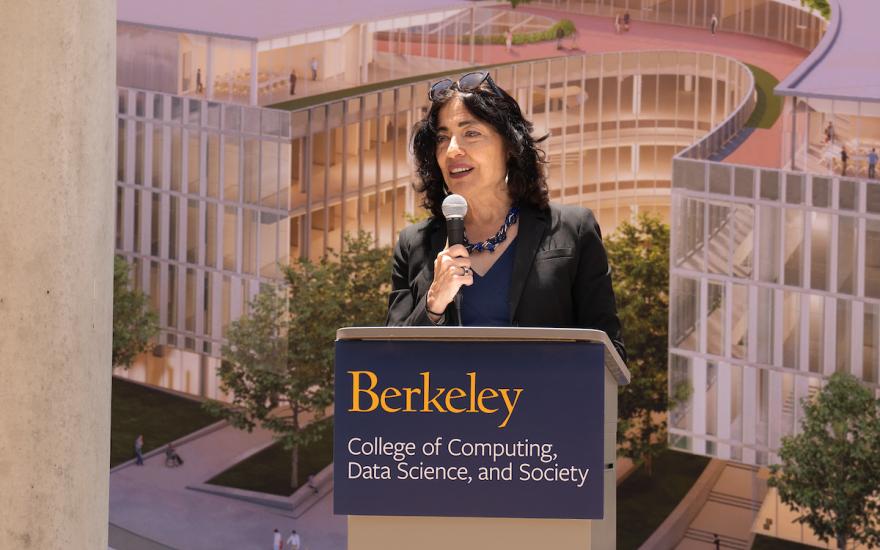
left=385, top=71, right=625, bottom=362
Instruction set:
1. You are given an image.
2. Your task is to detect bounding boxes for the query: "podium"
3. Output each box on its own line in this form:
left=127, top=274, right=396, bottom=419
left=334, top=327, right=629, bottom=550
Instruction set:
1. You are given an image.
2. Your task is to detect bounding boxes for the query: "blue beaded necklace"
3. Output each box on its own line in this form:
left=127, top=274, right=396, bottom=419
left=463, top=206, right=520, bottom=253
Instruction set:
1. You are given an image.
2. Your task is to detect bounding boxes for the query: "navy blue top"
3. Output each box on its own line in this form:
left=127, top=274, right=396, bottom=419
left=460, top=239, right=517, bottom=326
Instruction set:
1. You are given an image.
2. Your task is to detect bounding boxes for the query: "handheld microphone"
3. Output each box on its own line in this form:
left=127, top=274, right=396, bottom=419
left=441, top=194, right=468, bottom=326
left=441, top=194, right=468, bottom=246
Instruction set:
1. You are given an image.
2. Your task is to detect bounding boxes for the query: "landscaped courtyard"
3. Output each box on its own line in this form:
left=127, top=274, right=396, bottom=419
left=110, top=377, right=218, bottom=467
left=207, top=419, right=333, bottom=496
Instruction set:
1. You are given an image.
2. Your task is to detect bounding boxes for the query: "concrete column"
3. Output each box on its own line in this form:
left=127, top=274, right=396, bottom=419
left=0, top=1, right=115, bottom=549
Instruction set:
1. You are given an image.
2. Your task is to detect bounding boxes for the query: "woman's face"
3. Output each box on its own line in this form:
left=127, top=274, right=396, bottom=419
left=435, top=95, right=507, bottom=201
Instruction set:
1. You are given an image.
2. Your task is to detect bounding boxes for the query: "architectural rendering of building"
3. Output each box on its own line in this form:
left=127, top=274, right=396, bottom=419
left=117, top=0, right=556, bottom=106
left=116, top=0, right=784, bottom=399
left=110, top=0, right=878, bottom=546
left=668, top=0, right=880, bottom=466
left=665, top=1, right=880, bottom=544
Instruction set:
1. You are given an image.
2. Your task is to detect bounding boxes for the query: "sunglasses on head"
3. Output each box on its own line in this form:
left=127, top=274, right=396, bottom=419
left=428, top=71, right=502, bottom=102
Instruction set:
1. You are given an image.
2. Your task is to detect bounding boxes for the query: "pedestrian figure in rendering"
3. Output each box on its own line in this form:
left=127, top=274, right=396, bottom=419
left=614, top=13, right=621, bottom=33
left=273, top=528, right=282, bottom=550
left=710, top=14, right=719, bottom=34
left=868, top=147, right=878, bottom=179
left=134, top=434, right=144, bottom=466
left=289, top=69, right=297, bottom=95
left=164, top=443, right=184, bottom=467
left=306, top=474, right=319, bottom=494
left=841, top=146, right=849, bottom=176
left=824, top=121, right=835, bottom=143
left=505, top=29, right=513, bottom=53
left=286, top=529, right=301, bottom=550
left=623, top=11, right=631, bottom=31
left=555, top=25, right=565, bottom=49
left=310, top=57, right=318, bottom=81
left=713, top=533, right=721, bottom=550
left=196, top=68, right=204, bottom=93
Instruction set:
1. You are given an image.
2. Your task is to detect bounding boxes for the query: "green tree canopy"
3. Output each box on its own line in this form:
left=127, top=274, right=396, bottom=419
left=769, top=372, right=880, bottom=549
left=605, top=213, right=678, bottom=476
left=207, top=233, right=391, bottom=488
left=800, top=0, right=830, bottom=19
left=113, top=255, right=159, bottom=368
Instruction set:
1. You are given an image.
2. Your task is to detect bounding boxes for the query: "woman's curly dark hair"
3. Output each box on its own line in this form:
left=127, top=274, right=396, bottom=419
left=411, top=77, right=549, bottom=219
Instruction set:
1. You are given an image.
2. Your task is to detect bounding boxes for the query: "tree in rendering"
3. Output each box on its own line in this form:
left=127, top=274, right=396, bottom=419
left=207, top=233, right=391, bottom=489
left=800, top=0, right=830, bottom=20
left=508, top=0, right=533, bottom=8
left=768, top=372, right=880, bottom=550
left=605, top=213, right=679, bottom=476
left=113, top=255, right=159, bottom=368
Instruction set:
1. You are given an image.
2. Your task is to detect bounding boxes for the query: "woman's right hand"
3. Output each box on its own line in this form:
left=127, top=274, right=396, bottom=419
left=426, top=244, right=473, bottom=315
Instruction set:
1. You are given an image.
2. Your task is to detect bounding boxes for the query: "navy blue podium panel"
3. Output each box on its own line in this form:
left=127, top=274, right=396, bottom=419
left=334, top=339, right=605, bottom=519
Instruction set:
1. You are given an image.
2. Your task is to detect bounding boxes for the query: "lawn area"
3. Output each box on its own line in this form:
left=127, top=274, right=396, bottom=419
left=206, top=420, right=333, bottom=496
left=617, top=449, right=711, bottom=549
left=745, top=64, right=783, bottom=129
left=110, top=377, right=219, bottom=467
left=752, top=535, right=818, bottom=549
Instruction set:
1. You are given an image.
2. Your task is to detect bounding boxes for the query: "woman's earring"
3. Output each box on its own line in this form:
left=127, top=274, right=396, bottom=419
left=504, top=172, right=509, bottom=185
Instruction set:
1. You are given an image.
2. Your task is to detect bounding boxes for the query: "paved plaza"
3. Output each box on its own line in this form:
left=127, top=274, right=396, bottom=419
left=110, top=423, right=345, bottom=550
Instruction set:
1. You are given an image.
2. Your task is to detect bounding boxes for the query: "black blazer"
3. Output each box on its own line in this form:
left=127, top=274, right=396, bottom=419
left=385, top=203, right=626, bottom=363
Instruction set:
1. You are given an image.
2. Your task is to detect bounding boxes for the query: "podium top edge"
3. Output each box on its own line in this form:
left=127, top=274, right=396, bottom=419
left=338, top=326, right=602, bottom=342
left=336, top=327, right=630, bottom=385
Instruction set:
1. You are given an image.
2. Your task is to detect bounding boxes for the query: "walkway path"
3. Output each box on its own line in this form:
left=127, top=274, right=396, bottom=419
left=509, top=9, right=806, bottom=169
left=492, top=7, right=807, bottom=81
left=110, top=423, right=346, bottom=550
left=722, top=120, right=787, bottom=168
left=674, top=462, right=767, bottom=549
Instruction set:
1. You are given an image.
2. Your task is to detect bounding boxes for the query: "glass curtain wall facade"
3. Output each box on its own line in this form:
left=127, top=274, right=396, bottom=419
left=290, top=50, right=754, bottom=260
left=257, top=6, right=515, bottom=103
left=116, top=50, right=752, bottom=398
left=530, top=0, right=825, bottom=51
left=259, top=6, right=555, bottom=100
left=667, top=2, right=880, bottom=467
left=115, top=88, right=291, bottom=398
left=782, top=97, right=880, bottom=178
left=121, top=6, right=547, bottom=108
left=670, top=158, right=880, bottom=466
left=118, top=23, right=256, bottom=104
left=368, top=7, right=557, bottom=65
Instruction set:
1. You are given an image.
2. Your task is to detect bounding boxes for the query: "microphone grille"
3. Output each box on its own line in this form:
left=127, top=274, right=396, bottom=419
left=441, top=194, right=468, bottom=219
